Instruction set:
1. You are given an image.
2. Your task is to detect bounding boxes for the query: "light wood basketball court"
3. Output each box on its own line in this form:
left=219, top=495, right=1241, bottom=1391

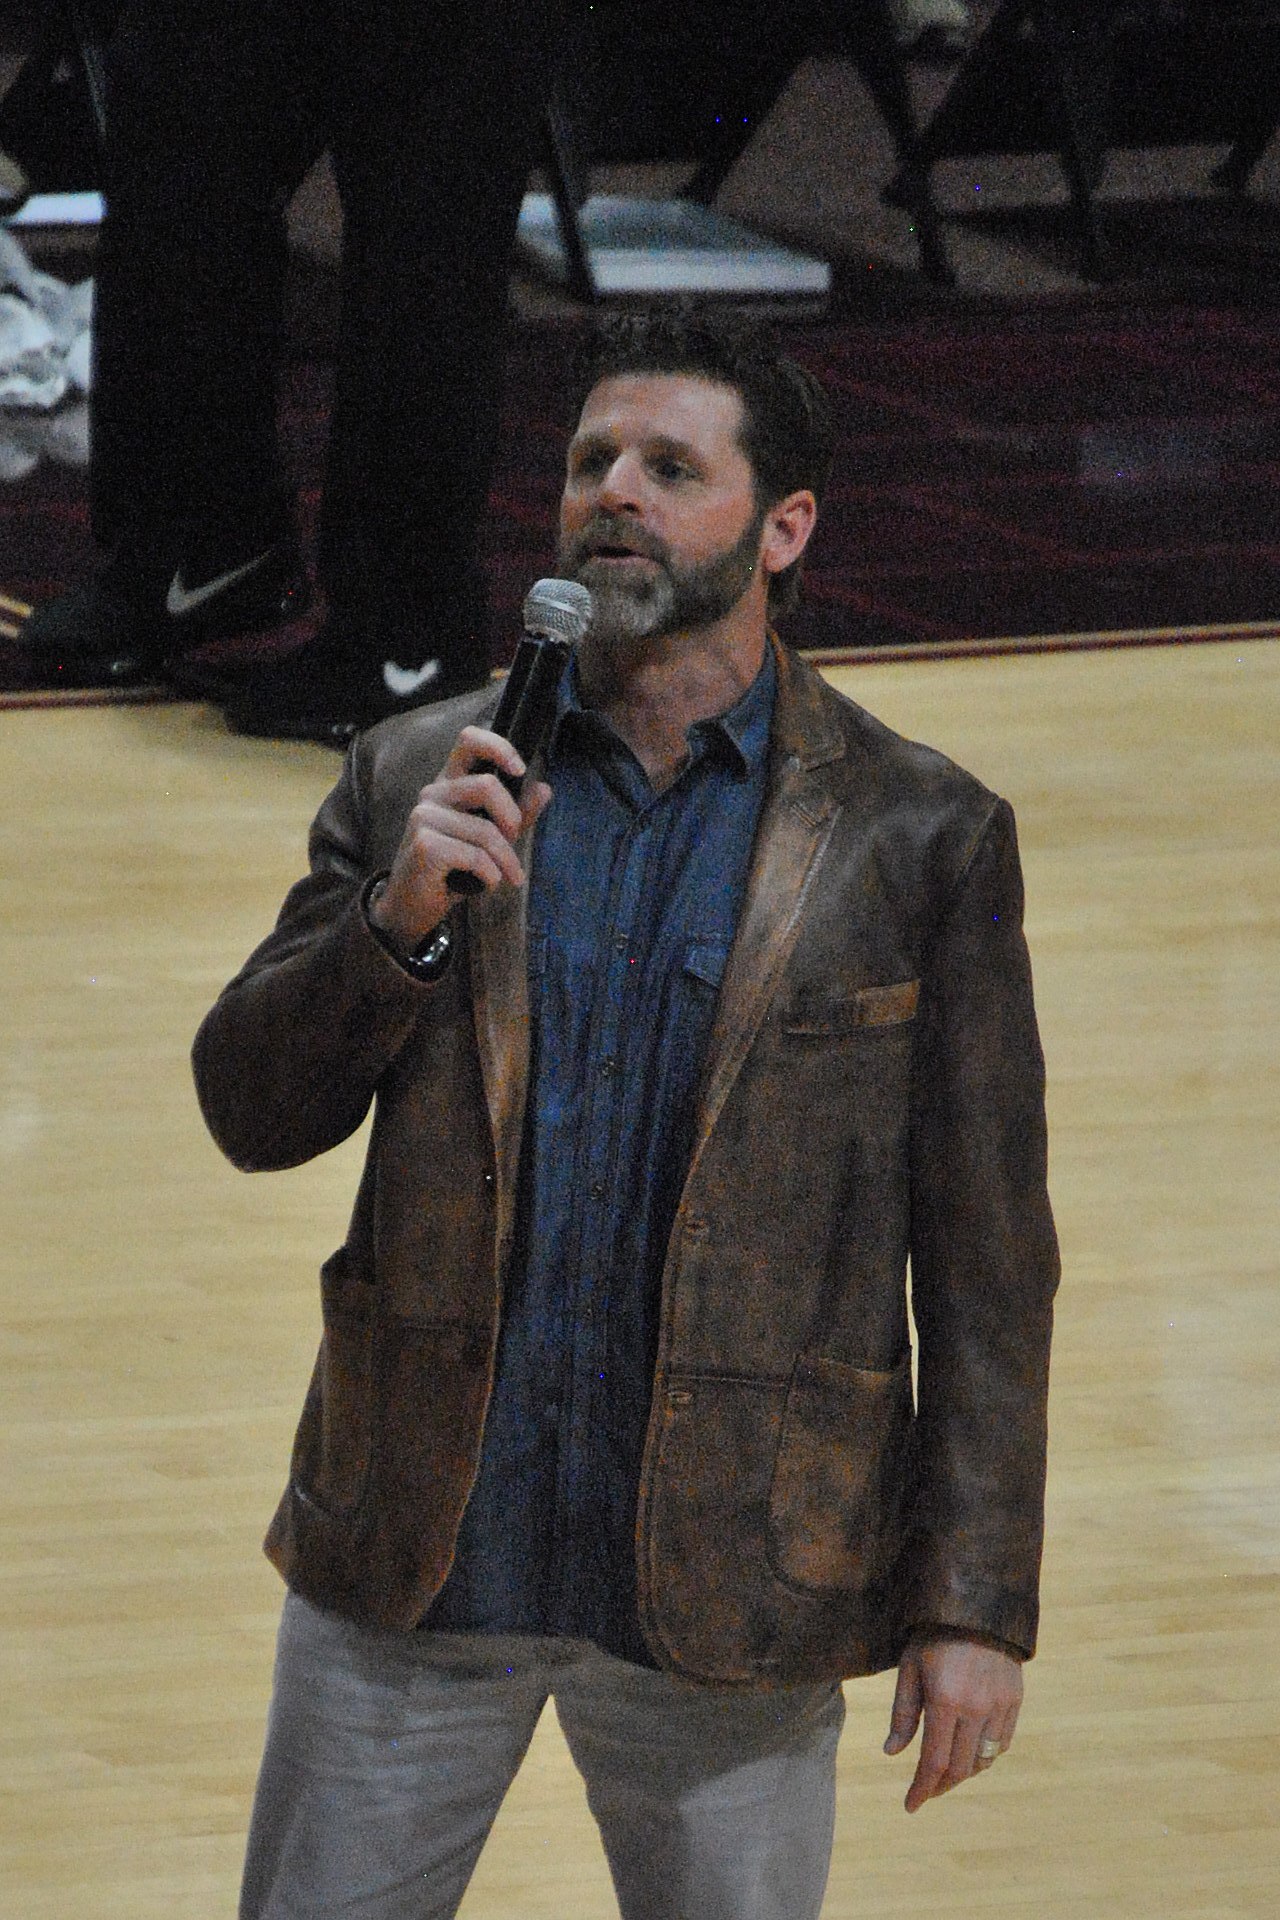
left=2, top=639, right=1276, bottom=1916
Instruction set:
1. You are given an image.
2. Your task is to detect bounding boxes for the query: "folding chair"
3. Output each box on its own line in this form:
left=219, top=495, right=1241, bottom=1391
left=534, top=0, right=954, bottom=299
left=899, top=0, right=1280, bottom=281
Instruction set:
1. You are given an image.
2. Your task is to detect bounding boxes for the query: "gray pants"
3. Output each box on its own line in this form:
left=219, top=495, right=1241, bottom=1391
left=241, top=1592, right=846, bottom=1920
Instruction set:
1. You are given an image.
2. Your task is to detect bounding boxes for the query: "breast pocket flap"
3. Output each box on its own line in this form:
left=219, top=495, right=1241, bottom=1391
left=783, top=977, right=919, bottom=1036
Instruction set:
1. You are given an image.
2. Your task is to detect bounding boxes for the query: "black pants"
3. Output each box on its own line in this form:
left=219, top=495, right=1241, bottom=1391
left=91, top=0, right=565, bottom=667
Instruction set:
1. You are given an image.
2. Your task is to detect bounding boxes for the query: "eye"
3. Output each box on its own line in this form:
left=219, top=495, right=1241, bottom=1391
left=568, top=444, right=612, bottom=480
left=651, top=454, right=696, bottom=483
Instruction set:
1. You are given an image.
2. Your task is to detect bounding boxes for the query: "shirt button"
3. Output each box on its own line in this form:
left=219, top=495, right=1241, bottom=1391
left=600, top=1057, right=617, bottom=1077
left=613, top=934, right=627, bottom=954
left=589, top=1179, right=606, bottom=1200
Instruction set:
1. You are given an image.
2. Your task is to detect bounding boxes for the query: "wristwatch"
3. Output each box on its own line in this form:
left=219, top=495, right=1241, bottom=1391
left=362, top=876, right=455, bottom=982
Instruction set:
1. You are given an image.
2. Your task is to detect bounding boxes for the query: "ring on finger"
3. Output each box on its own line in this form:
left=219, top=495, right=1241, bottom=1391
left=977, top=1737, right=1002, bottom=1763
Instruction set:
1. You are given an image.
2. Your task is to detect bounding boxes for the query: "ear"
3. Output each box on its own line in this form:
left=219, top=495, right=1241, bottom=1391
left=759, top=489, right=817, bottom=581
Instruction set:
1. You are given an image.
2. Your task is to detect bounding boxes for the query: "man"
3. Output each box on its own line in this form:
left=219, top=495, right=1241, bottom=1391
left=194, top=311, right=1058, bottom=1919
left=19, top=0, right=567, bottom=739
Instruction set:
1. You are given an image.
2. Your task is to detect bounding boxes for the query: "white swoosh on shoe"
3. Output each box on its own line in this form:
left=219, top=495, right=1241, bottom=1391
left=166, top=550, right=273, bottom=617
left=382, top=658, right=442, bottom=698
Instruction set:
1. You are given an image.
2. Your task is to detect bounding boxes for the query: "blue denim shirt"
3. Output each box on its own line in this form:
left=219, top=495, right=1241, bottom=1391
left=423, top=648, right=775, bottom=1663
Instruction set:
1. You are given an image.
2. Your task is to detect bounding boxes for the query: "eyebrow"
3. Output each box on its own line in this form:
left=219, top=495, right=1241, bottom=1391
left=567, top=430, right=703, bottom=465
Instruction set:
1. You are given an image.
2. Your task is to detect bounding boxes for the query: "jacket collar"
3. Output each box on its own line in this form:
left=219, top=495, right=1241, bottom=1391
left=766, top=630, right=847, bottom=777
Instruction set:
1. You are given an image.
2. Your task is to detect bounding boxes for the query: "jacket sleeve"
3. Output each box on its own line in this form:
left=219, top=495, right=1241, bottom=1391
left=903, top=796, right=1059, bottom=1659
left=191, top=736, right=435, bottom=1172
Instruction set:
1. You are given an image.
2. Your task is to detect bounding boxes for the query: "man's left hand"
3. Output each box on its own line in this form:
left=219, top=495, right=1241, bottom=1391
left=884, top=1635, right=1023, bottom=1813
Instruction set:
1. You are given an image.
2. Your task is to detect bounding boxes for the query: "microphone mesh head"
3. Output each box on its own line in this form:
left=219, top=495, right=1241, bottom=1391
left=523, top=577, right=593, bottom=645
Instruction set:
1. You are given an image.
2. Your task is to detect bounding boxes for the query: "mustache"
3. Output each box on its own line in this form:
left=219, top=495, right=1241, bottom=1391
left=562, top=517, right=667, bottom=568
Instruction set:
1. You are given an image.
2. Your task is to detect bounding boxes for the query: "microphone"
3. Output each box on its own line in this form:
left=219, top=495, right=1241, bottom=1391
left=445, top=577, right=593, bottom=897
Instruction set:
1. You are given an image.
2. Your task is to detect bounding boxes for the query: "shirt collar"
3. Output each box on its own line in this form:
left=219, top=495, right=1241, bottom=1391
left=549, top=642, right=776, bottom=778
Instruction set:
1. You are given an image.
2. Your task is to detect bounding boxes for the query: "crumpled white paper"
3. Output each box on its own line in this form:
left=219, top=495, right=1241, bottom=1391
left=0, top=228, right=93, bottom=411
left=0, top=399, right=89, bottom=479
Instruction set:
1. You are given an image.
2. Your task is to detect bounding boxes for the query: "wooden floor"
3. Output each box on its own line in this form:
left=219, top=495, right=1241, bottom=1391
left=1, top=641, right=1277, bottom=1917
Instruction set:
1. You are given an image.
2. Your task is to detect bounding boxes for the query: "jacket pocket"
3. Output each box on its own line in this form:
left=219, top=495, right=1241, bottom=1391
left=782, top=978, right=919, bottom=1037
left=767, top=1350, right=915, bottom=1594
left=290, top=1247, right=376, bottom=1518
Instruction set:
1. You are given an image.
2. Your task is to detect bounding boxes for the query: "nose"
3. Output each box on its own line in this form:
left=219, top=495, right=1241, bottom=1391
left=595, top=451, right=644, bottom=515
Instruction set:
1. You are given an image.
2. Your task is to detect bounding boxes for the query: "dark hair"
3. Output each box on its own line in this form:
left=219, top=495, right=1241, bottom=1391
left=578, top=306, right=835, bottom=616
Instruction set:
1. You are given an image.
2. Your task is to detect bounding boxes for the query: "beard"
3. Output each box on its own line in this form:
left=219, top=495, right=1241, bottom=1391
left=557, top=504, right=767, bottom=650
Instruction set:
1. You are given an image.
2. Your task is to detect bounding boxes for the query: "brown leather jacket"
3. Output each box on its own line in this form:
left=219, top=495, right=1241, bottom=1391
left=193, top=640, right=1058, bottom=1687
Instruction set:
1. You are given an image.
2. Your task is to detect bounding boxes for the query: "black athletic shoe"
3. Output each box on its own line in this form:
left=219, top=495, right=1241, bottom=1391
left=19, top=532, right=310, bottom=688
left=216, top=619, right=492, bottom=747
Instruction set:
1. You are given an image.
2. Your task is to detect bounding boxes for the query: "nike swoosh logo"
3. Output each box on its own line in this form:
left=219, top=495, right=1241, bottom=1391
left=166, top=550, right=272, bottom=617
left=382, top=658, right=442, bottom=698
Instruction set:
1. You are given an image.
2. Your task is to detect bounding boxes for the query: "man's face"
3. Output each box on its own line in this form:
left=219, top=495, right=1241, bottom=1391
left=557, top=373, right=767, bottom=650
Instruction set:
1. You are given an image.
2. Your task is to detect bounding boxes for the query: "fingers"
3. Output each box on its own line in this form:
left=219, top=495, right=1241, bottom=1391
left=884, top=1649, right=924, bottom=1757
left=434, top=729, right=548, bottom=866
left=904, top=1704, right=963, bottom=1814
left=372, top=733, right=550, bottom=952
left=950, top=1714, right=991, bottom=1785
left=905, top=1710, right=998, bottom=1813
left=894, top=1639, right=1024, bottom=1814
left=521, top=779, right=554, bottom=835
left=441, top=725, right=528, bottom=786
left=999, top=1698, right=1022, bottom=1749
left=972, top=1702, right=1018, bottom=1767
left=436, top=767, right=526, bottom=839
left=422, top=795, right=527, bottom=890
left=982, top=1696, right=1021, bottom=1762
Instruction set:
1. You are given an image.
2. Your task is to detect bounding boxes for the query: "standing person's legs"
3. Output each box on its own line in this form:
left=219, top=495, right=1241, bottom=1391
left=239, top=1594, right=554, bottom=1920
left=327, top=0, right=566, bottom=660
left=553, top=1645, right=846, bottom=1920
left=222, top=0, right=569, bottom=737
left=23, top=0, right=327, bottom=678
left=92, top=0, right=321, bottom=549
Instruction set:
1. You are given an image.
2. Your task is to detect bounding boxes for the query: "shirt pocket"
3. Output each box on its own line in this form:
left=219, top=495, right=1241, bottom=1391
left=671, top=937, right=731, bottom=1046
left=683, top=938, right=730, bottom=994
left=647, top=938, right=731, bottom=1125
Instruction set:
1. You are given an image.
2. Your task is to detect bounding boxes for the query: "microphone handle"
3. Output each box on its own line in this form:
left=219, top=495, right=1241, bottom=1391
left=442, top=635, right=572, bottom=900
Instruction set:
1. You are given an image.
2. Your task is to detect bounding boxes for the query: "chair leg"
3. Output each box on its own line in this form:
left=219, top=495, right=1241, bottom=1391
left=819, top=0, right=953, bottom=285
left=1211, top=121, right=1275, bottom=199
left=540, top=107, right=599, bottom=304
left=61, top=1, right=111, bottom=151
left=907, top=168, right=955, bottom=287
left=1037, top=2, right=1111, bottom=280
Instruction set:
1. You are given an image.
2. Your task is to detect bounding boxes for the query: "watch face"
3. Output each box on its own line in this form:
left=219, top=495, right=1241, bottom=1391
left=410, top=923, right=454, bottom=981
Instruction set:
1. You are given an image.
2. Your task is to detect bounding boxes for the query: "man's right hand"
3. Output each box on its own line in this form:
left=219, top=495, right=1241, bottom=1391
left=369, top=726, right=553, bottom=958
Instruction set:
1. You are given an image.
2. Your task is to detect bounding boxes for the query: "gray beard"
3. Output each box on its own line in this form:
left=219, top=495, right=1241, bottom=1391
left=559, top=506, right=767, bottom=649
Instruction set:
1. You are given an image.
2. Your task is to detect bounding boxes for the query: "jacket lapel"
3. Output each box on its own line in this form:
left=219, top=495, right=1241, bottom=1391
left=689, top=641, right=845, bottom=1167
left=466, top=838, right=532, bottom=1262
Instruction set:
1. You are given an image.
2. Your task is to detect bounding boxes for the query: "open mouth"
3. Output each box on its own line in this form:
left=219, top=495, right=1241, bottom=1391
left=572, top=519, right=664, bottom=566
left=582, top=538, right=661, bottom=565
